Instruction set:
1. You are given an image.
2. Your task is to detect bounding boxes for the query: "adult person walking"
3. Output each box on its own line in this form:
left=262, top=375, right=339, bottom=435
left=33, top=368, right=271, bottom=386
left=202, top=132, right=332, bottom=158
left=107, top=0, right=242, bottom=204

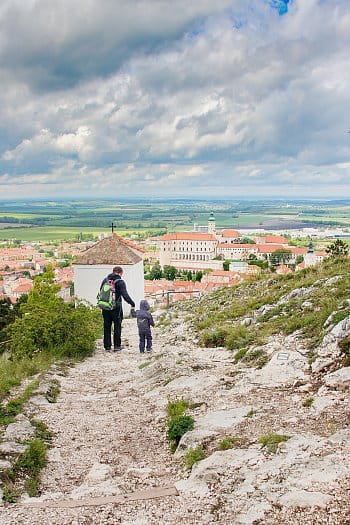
left=100, top=266, right=135, bottom=352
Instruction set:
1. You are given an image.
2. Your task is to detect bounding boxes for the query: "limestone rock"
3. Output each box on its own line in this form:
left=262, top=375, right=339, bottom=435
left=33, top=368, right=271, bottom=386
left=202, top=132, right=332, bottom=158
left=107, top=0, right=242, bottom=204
left=84, top=462, right=114, bottom=483
left=324, top=367, right=350, bottom=390
left=278, top=490, right=331, bottom=508
left=311, top=357, right=334, bottom=374
left=0, top=459, right=12, bottom=472
left=3, top=416, right=35, bottom=441
left=318, top=315, right=350, bottom=357
left=0, top=441, right=27, bottom=456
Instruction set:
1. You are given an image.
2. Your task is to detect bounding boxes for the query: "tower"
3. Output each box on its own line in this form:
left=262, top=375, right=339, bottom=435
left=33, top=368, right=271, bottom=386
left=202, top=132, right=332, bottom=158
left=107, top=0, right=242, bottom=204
left=208, top=212, right=216, bottom=234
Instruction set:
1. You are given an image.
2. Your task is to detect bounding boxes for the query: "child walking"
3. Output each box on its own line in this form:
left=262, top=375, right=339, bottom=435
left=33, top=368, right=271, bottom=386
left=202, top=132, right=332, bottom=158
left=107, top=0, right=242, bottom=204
left=131, top=300, right=155, bottom=353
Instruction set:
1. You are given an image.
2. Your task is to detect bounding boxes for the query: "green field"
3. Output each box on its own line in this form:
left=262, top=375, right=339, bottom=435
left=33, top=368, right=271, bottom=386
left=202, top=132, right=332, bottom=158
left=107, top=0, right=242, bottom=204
left=0, top=199, right=349, bottom=242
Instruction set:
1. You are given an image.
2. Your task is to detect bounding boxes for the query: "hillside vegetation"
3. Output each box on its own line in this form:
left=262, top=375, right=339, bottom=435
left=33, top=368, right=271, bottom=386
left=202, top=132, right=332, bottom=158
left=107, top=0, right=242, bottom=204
left=181, top=257, right=350, bottom=365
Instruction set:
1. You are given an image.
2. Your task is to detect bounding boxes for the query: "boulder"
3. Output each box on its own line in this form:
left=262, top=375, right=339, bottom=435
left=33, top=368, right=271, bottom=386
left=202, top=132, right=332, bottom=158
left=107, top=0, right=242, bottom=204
left=0, top=441, right=27, bottom=456
left=3, top=416, right=35, bottom=441
left=318, top=316, right=350, bottom=358
left=278, top=490, right=331, bottom=508
left=324, top=367, right=350, bottom=391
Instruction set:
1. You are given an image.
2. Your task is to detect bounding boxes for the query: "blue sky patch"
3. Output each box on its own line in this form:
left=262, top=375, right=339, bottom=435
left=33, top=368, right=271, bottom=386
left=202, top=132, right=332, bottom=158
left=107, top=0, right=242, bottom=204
left=269, top=0, right=290, bottom=15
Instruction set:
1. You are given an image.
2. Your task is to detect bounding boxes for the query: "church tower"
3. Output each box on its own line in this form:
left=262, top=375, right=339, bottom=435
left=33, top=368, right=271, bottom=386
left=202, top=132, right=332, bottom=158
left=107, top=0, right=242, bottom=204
left=208, top=212, right=216, bottom=234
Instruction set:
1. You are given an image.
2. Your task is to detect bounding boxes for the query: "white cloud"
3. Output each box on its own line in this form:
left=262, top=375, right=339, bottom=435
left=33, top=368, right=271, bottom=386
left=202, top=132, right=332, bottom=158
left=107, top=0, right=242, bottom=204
left=1, top=0, right=350, bottom=199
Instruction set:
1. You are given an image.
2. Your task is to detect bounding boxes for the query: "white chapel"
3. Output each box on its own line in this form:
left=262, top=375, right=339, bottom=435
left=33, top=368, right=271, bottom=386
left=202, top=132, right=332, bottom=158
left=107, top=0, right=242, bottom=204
left=73, top=234, right=144, bottom=314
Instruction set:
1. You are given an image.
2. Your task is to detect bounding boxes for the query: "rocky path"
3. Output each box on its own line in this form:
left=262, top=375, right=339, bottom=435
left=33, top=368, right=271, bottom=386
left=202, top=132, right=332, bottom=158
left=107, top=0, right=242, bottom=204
left=1, top=315, right=350, bottom=525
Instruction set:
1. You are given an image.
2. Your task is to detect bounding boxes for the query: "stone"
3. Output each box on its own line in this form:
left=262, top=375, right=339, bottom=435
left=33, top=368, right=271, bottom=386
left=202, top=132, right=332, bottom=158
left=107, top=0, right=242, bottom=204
left=196, top=406, right=251, bottom=431
left=311, top=357, right=334, bottom=374
left=3, top=417, right=35, bottom=441
left=236, top=350, right=308, bottom=389
left=175, top=478, right=210, bottom=497
left=324, top=367, right=350, bottom=390
left=84, top=462, right=114, bottom=483
left=0, top=459, right=12, bottom=472
left=318, top=316, right=350, bottom=357
left=176, top=428, right=216, bottom=455
left=234, top=502, right=272, bottom=524
left=278, top=489, right=331, bottom=508
left=312, top=395, right=337, bottom=413
left=0, top=441, right=27, bottom=456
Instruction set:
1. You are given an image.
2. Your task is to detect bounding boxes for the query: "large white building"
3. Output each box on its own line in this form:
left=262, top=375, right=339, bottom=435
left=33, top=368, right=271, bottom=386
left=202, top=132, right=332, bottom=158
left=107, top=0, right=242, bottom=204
left=74, top=234, right=144, bottom=314
left=158, top=216, right=328, bottom=270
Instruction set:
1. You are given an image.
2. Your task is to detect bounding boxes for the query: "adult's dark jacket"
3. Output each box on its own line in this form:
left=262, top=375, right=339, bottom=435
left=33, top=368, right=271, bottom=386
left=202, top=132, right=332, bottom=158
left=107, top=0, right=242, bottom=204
left=100, top=273, right=135, bottom=309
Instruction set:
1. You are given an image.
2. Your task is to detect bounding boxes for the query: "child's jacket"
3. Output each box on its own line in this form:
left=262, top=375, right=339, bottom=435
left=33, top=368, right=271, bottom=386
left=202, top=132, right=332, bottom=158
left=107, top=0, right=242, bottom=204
left=131, top=300, right=155, bottom=333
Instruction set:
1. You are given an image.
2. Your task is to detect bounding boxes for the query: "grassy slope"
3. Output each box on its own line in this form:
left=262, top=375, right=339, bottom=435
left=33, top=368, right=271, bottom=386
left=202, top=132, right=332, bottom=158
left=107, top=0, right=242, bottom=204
left=181, top=257, right=350, bottom=354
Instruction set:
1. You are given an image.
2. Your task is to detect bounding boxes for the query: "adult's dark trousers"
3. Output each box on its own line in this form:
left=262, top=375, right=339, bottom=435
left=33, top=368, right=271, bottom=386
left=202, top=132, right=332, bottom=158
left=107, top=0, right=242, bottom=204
left=102, top=306, right=123, bottom=349
left=139, top=329, right=152, bottom=352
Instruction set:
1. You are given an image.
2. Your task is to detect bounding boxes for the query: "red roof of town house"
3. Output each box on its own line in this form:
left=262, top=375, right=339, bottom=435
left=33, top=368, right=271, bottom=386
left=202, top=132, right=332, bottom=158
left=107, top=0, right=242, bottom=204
left=207, top=270, right=240, bottom=277
left=12, top=283, right=33, bottom=294
left=315, top=251, right=327, bottom=257
left=161, top=233, right=217, bottom=241
left=276, top=264, right=292, bottom=274
left=256, top=244, right=285, bottom=253
left=263, top=235, right=288, bottom=244
left=217, top=243, right=257, bottom=249
left=297, top=261, right=306, bottom=269
left=289, top=247, right=308, bottom=255
left=219, top=229, right=240, bottom=238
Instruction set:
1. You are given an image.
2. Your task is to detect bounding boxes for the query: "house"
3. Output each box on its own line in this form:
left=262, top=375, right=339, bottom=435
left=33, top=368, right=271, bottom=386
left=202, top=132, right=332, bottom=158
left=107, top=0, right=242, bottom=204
left=73, top=234, right=144, bottom=314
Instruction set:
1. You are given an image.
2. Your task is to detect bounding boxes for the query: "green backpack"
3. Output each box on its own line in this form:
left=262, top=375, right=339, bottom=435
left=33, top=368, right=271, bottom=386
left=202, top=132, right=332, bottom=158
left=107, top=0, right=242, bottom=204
left=97, top=279, right=115, bottom=310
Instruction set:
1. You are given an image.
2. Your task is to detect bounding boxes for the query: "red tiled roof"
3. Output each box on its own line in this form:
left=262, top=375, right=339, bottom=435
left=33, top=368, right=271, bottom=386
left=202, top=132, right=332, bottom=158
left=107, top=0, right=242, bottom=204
left=263, top=235, right=288, bottom=244
left=161, top=233, right=217, bottom=241
left=257, top=244, right=285, bottom=253
left=218, top=243, right=257, bottom=249
left=219, top=229, right=240, bottom=238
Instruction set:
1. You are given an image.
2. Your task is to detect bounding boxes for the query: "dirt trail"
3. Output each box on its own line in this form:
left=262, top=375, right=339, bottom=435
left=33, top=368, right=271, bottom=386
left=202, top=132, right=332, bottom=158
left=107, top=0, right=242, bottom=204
left=1, top=320, right=201, bottom=525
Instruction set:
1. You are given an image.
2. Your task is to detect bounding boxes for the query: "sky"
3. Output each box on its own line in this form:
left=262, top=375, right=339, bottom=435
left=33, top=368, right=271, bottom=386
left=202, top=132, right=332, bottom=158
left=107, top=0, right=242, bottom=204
left=0, top=0, right=350, bottom=200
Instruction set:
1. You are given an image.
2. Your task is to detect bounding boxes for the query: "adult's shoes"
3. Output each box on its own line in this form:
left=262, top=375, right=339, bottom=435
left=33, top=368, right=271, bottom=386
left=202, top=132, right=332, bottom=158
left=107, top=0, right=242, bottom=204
left=114, top=346, right=124, bottom=352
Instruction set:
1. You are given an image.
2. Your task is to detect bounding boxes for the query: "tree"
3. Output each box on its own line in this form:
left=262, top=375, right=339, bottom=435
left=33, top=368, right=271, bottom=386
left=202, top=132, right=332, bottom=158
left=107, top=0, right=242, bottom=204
left=326, top=239, right=349, bottom=257
left=7, top=266, right=100, bottom=360
left=163, top=265, right=177, bottom=281
left=295, top=255, right=304, bottom=265
left=149, top=263, right=163, bottom=280
left=223, top=260, right=231, bottom=271
left=270, top=249, right=292, bottom=267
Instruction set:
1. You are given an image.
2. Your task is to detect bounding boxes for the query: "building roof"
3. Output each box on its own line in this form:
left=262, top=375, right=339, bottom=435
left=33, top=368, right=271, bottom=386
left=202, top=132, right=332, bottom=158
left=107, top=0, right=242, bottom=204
left=161, top=233, right=217, bottom=241
left=262, top=235, right=288, bottom=244
left=257, top=244, right=285, bottom=253
left=74, top=234, right=142, bottom=265
left=219, top=229, right=240, bottom=238
left=218, top=243, right=258, bottom=249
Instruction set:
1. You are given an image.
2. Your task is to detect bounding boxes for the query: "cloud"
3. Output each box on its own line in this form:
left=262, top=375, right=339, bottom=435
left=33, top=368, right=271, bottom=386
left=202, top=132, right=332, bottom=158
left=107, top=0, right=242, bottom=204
left=1, top=0, right=350, bottom=199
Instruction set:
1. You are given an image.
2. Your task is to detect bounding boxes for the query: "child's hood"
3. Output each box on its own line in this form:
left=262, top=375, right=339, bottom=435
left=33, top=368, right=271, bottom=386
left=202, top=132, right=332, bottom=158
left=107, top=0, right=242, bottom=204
left=140, top=300, right=150, bottom=311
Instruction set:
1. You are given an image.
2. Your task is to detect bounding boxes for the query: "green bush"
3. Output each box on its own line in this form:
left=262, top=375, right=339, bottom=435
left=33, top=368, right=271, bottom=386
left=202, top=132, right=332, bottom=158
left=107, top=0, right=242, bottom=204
left=6, top=267, right=100, bottom=361
left=166, top=415, right=194, bottom=445
left=218, top=437, right=240, bottom=450
left=259, top=433, right=289, bottom=454
left=338, top=335, right=350, bottom=366
left=199, top=327, right=229, bottom=347
left=184, top=445, right=205, bottom=469
left=14, top=439, right=47, bottom=476
left=166, top=399, right=190, bottom=418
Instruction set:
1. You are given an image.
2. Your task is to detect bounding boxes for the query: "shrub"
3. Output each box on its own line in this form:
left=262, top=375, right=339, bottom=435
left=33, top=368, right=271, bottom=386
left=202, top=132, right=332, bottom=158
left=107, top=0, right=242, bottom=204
left=7, top=268, right=100, bottom=361
left=166, top=415, right=194, bottom=445
left=259, top=433, right=289, bottom=454
left=302, top=397, right=314, bottom=408
left=226, top=325, right=256, bottom=351
left=199, top=327, right=229, bottom=348
left=166, top=399, right=189, bottom=418
left=218, top=437, right=240, bottom=450
left=184, top=445, right=205, bottom=469
left=338, top=335, right=350, bottom=366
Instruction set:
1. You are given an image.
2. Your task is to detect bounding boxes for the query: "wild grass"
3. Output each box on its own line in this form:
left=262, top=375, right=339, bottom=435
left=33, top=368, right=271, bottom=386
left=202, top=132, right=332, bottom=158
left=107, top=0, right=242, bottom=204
left=184, top=445, right=205, bottom=469
left=190, top=258, right=350, bottom=352
left=0, top=379, right=39, bottom=427
left=259, top=433, right=290, bottom=454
